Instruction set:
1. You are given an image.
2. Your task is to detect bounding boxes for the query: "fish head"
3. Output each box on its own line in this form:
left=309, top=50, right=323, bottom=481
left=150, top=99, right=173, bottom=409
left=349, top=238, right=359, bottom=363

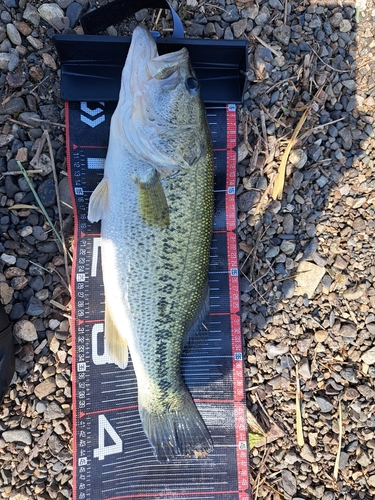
left=117, top=25, right=209, bottom=174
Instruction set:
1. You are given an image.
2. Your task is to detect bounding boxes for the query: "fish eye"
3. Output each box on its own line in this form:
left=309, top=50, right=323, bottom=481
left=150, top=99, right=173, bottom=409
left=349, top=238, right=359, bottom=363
left=186, top=77, right=199, bottom=93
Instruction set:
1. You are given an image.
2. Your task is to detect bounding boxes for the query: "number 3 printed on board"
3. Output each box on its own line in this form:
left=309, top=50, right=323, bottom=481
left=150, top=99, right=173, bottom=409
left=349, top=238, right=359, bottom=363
left=93, top=415, right=123, bottom=461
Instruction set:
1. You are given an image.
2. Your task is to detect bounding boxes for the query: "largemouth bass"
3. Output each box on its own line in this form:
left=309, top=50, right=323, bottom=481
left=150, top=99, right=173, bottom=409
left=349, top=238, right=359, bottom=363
left=88, top=25, right=214, bottom=462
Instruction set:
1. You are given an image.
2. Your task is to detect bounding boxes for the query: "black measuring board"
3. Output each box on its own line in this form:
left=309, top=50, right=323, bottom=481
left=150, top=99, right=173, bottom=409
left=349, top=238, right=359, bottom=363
left=66, top=101, right=250, bottom=500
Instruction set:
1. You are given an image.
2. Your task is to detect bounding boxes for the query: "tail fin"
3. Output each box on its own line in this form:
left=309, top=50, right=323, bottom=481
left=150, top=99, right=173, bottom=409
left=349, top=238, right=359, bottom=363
left=139, top=392, right=213, bottom=463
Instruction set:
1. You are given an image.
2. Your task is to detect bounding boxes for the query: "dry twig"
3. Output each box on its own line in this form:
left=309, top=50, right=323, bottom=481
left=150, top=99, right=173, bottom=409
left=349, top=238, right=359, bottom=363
left=333, top=400, right=343, bottom=480
left=253, top=34, right=283, bottom=58
left=272, top=107, right=310, bottom=200
left=295, top=363, right=305, bottom=447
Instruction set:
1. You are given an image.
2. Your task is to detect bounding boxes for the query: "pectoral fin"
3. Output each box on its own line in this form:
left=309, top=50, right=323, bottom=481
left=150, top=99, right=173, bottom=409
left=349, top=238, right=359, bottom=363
left=88, top=178, right=109, bottom=223
left=105, top=304, right=128, bottom=369
left=136, top=171, right=169, bottom=228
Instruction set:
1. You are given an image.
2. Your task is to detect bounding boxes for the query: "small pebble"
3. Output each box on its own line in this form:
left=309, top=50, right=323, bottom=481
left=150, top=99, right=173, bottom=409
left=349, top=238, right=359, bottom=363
left=6, top=23, right=22, bottom=45
left=13, top=319, right=38, bottom=341
left=3, top=429, right=32, bottom=445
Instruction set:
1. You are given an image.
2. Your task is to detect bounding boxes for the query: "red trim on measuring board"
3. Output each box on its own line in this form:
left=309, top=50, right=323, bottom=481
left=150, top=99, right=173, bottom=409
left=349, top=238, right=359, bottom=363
left=65, top=101, right=79, bottom=500
left=226, top=104, right=250, bottom=498
left=225, top=105, right=237, bottom=232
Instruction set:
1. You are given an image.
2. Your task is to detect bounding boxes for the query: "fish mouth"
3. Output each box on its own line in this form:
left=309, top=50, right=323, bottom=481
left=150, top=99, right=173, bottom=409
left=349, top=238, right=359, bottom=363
left=124, top=25, right=188, bottom=89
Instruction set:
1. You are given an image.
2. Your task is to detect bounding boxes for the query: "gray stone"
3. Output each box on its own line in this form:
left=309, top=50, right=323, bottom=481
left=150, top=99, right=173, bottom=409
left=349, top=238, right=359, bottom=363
left=342, top=79, right=355, bottom=91
left=9, top=302, right=26, bottom=321
left=266, top=343, right=289, bottom=359
left=56, top=0, right=74, bottom=7
left=35, top=401, right=47, bottom=413
left=269, top=0, right=283, bottom=9
left=23, top=3, right=40, bottom=27
left=301, top=238, right=318, bottom=261
left=29, top=275, right=44, bottom=292
left=253, top=313, right=266, bottom=330
left=67, top=1, right=84, bottom=26
left=0, top=97, right=26, bottom=115
left=316, top=396, right=333, bottom=413
left=282, top=214, right=294, bottom=234
left=19, top=226, right=33, bottom=238
left=282, top=279, right=295, bottom=298
left=44, top=401, right=65, bottom=422
left=204, top=22, right=216, bottom=36
left=292, top=170, right=304, bottom=190
left=232, top=19, right=247, bottom=38
left=2, top=429, right=32, bottom=445
left=6, top=24, right=22, bottom=45
left=266, top=245, right=279, bottom=259
left=280, top=240, right=296, bottom=255
left=0, top=54, right=11, bottom=71
left=18, top=111, right=40, bottom=126
left=238, top=190, right=260, bottom=212
left=289, top=149, right=307, bottom=169
left=316, top=175, right=329, bottom=188
left=273, top=24, right=290, bottom=45
left=8, top=49, right=19, bottom=72
left=26, top=296, right=45, bottom=316
left=240, top=276, right=252, bottom=293
left=299, top=357, right=311, bottom=379
left=340, top=367, right=358, bottom=383
left=34, top=377, right=56, bottom=399
left=38, top=3, right=64, bottom=23
left=13, top=319, right=38, bottom=341
left=339, top=451, right=349, bottom=468
left=300, top=443, right=316, bottom=462
left=309, top=144, right=323, bottom=161
left=224, top=26, right=233, bottom=40
left=254, top=6, right=270, bottom=26
left=268, top=200, right=281, bottom=214
left=245, top=4, right=259, bottom=19
left=33, top=226, right=48, bottom=242
left=1, top=253, right=16, bottom=265
left=340, top=19, right=352, bottom=32
left=134, top=8, right=148, bottom=21
left=18, top=344, right=34, bottom=362
left=1, top=10, right=12, bottom=21
left=330, top=12, right=343, bottom=28
left=282, top=469, right=297, bottom=496
left=339, top=127, right=353, bottom=150
left=29, top=264, right=45, bottom=276
left=48, top=433, right=64, bottom=455
left=222, top=5, right=240, bottom=22
left=0, top=283, right=14, bottom=305
left=338, top=323, right=356, bottom=337
left=37, top=178, right=56, bottom=207
left=11, top=276, right=28, bottom=290
left=15, top=357, right=28, bottom=375
left=37, top=241, right=59, bottom=253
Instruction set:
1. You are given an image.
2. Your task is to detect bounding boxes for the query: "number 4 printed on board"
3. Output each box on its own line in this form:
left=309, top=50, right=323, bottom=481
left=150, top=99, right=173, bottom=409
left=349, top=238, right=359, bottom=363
left=93, top=415, right=123, bottom=461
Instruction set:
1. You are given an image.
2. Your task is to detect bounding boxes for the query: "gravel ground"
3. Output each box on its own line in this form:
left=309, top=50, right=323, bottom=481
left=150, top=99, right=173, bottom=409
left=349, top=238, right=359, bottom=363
left=0, top=0, right=374, bottom=499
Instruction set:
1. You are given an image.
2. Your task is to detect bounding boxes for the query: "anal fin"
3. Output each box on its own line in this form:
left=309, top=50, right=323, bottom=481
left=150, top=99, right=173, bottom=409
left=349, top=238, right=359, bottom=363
left=105, top=304, right=128, bottom=369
